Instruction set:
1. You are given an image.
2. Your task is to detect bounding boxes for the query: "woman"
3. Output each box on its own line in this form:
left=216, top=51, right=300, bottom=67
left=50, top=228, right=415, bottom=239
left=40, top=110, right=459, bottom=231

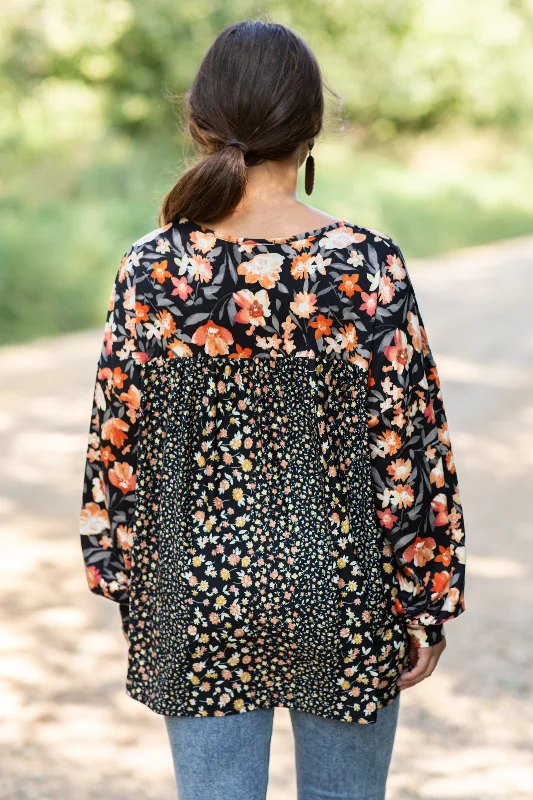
left=79, top=19, right=466, bottom=800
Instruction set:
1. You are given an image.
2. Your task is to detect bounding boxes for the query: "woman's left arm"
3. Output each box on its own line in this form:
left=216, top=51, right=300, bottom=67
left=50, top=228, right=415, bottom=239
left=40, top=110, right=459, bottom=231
left=367, top=239, right=467, bottom=648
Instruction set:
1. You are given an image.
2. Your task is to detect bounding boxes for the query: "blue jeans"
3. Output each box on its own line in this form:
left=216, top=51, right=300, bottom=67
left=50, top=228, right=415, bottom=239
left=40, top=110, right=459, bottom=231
left=164, top=694, right=400, bottom=800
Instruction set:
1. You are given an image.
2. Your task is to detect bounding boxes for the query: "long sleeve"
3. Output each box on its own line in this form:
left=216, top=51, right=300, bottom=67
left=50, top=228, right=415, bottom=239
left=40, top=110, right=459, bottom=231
left=79, top=247, right=144, bottom=636
left=367, top=240, right=466, bottom=648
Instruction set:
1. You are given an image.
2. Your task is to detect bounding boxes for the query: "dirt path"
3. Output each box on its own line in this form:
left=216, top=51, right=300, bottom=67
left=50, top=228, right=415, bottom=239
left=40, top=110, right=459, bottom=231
left=1, top=236, right=532, bottom=799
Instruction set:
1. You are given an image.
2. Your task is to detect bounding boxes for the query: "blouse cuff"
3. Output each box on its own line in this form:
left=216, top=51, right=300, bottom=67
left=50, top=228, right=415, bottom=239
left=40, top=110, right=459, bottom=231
left=405, top=623, right=445, bottom=648
left=119, top=603, right=130, bottom=636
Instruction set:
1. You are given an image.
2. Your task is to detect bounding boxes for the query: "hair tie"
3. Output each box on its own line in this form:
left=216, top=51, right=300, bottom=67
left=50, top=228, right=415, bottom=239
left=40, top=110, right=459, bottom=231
left=224, top=140, right=248, bottom=154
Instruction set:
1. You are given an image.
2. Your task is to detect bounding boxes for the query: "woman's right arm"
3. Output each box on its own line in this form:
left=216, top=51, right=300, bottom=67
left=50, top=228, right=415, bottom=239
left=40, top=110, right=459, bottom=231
left=79, top=245, right=146, bottom=637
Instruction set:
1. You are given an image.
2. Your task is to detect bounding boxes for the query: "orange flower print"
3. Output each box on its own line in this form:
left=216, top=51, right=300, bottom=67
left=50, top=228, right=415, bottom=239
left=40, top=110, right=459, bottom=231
left=377, top=508, right=398, bottom=529
left=428, top=364, right=440, bottom=387
left=291, top=253, right=316, bottom=279
left=378, top=274, right=395, bottom=304
left=171, top=275, right=193, bottom=300
left=403, top=535, right=436, bottom=567
left=431, top=494, right=449, bottom=526
left=290, top=291, right=318, bottom=319
left=339, top=274, right=362, bottom=297
left=155, top=310, right=176, bottom=339
left=384, top=329, right=411, bottom=375
left=107, top=366, right=128, bottom=390
left=445, top=449, right=456, bottom=474
left=359, top=291, right=377, bottom=317
left=103, top=318, right=117, bottom=357
left=101, top=416, right=130, bottom=448
left=109, top=462, right=136, bottom=494
left=118, top=383, right=141, bottom=413
left=116, top=524, right=133, bottom=551
left=431, top=569, right=452, bottom=599
left=435, top=545, right=453, bottom=567
left=442, top=586, right=461, bottom=612
left=237, top=252, right=284, bottom=289
left=407, top=311, right=422, bottom=351
left=309, top=314, right=333, bottom=339
left=430, top=457, right=445, bottom=487
left=338, top=323, right=358, bottom=352
left=229, top=344, right=253, bottom=359
left=99, top=445, right=115, bottom=468
left=123, top=285, right=136, bottom=311
left=438, top=422, right=450, bottom=446
left=386, top=252, right=406, bottom=280
left=190, top=229, right=217, bottom=253
left=135, top=301, right=149, bottom=325
left=192, top=320, right=234, bottom=355
left=318, top=225, right=362, bottom=250
left=393, top=484, right=414, bottom=509
left=186, top=254, right=213, bottom=283
left=151, top=260, right=172, bottom=284
left=375, top=429, right=401, bottom=457
left=80, top=502, right=110, bottom=535
left=386, top=458, right=412, bottom=481
left=117, top=253, right=131, bottom=283
left=281, top=314, right=297, bottom=353
left=86, top=564, right=102, bottom=590
left=233, top=289, right=271, bottom=330
left=167, top=337, right=194, bottom=358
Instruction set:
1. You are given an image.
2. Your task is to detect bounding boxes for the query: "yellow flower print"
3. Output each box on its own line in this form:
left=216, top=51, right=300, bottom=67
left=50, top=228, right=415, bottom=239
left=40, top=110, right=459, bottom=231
left=232, top=487, right=244, bottom=501
left=240, top=671, right=252, bottom=683
left=215, top=595, right=227, bottom=606
left=233, top=698, right=245, bottom=710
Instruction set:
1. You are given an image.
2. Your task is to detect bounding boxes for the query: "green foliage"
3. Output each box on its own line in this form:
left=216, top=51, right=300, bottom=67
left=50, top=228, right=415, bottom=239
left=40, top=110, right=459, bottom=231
left=2, top=0, right=533, bottom=343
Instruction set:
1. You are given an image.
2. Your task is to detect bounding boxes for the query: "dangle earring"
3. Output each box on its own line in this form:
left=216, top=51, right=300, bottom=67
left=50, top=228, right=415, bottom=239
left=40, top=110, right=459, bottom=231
left=304, top=140, right=315, bottom=195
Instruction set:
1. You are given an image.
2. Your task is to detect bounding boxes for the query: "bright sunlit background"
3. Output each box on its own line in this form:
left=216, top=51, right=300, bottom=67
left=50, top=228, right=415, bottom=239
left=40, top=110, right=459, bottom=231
left=3, top=0, right=533, bottom=344
left=1, top=2, right=533, bottom=799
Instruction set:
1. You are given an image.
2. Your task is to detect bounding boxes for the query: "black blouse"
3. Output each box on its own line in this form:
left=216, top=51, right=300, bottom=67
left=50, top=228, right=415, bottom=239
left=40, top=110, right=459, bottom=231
left=79, top=217, right=466, bottom=724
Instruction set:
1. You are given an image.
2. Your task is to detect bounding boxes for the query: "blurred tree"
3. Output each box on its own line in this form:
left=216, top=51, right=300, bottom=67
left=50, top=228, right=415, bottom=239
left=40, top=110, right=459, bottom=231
left=2, top=0, right=533, bottom=343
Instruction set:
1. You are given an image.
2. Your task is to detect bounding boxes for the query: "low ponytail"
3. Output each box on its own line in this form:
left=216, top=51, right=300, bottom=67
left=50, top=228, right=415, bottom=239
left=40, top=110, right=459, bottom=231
left=159, top=19, right=335, bottom=227
left=159, top=140, right=248, bottom=227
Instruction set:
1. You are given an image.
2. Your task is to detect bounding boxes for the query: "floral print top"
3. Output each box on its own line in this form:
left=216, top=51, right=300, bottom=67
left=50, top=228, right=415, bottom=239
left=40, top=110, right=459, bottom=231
left=79, top=216, right=466, bottom=724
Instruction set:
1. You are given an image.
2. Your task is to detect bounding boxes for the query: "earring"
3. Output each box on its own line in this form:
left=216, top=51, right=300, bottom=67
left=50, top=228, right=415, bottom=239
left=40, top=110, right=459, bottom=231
left=305, top=140, right=315, bottom=195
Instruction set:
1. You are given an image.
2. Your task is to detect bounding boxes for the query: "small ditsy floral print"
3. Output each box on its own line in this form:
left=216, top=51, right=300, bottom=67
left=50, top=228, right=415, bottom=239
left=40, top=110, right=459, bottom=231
left=80, top=217, right=466, bottom=724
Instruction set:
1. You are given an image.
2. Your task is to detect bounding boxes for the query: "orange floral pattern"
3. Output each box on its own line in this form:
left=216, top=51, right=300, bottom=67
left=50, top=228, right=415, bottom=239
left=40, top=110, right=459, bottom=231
left=79, top=217, right=466, bottom=723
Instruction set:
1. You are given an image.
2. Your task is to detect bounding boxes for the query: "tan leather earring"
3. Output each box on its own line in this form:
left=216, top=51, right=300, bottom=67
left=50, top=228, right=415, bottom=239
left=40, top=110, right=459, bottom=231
left=305, top=140, right=315, bottom=195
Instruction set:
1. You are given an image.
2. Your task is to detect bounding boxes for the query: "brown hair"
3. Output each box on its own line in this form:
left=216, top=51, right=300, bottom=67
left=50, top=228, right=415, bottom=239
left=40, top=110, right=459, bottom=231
left=159, top=19, right=340, bottom=227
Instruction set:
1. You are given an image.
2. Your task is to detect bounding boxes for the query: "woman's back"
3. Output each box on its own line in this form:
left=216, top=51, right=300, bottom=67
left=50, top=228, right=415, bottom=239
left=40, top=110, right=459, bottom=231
left=79, top=214, right=465, bottom=724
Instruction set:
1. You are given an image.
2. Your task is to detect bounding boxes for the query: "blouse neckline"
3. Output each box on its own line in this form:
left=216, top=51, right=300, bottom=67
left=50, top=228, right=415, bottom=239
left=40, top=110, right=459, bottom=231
left=182, top=217, right=349, bottom=246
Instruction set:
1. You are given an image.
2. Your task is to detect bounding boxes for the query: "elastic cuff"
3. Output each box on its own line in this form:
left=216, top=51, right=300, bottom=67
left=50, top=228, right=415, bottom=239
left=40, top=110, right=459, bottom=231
left=119, top=603, right=130, bottom=635
left=405, top=623, right=445, bottom=648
